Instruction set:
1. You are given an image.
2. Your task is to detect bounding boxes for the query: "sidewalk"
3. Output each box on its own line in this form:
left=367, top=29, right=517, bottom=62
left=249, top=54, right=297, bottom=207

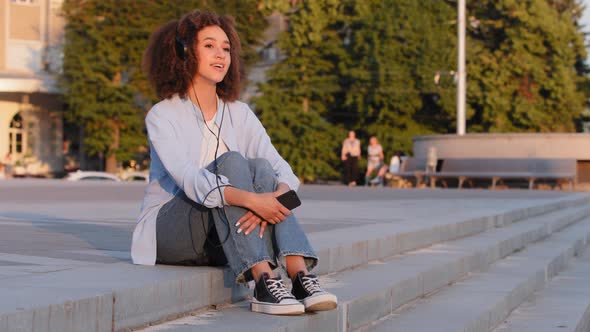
left=0, top=180, right=584, bottom=331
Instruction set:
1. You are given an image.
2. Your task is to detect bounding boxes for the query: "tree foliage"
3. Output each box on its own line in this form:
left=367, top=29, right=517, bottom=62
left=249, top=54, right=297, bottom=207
left=61, top=0, right=147, bottom=172
left=61, top=0, right=267, bottom=172
left=254, top=0, right=456, bottom=180
left=254, top=0, right=587, bottom=182
left=62, top=0, right=588, bottom=180
left=342, top=0, right=456, bottom=153
left=253, top=0, right=347, bottom=182
left=466, top=0, right=588, bottom=132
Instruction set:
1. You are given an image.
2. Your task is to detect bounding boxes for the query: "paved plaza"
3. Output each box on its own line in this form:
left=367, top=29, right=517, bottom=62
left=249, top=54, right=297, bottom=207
left=0, top=179, right=587, bottom=331
left=0, top=179, right=574, bottom=271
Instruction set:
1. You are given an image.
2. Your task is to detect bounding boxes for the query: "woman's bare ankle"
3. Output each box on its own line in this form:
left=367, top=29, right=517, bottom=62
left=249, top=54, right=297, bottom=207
left=286, top=255, right=308, bottom=279
left=250, top=261, right=274, bottom=281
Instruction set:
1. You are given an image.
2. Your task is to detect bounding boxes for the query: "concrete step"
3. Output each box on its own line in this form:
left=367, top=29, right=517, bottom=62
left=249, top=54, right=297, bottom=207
left=311, top=195, right=587, bottom=276
left=492, top=247, right=590, bottom=332
left=363, top=218, right=590, bottom=332
left=4, top=196, right=586, bottom=332
left=136, top=201, right=590, bottom=332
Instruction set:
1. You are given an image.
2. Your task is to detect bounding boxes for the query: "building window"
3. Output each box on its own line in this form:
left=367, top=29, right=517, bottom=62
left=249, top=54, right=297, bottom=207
left=10, top=114, right=22, bottom=129
left=9, top=113, right=25, bottom=155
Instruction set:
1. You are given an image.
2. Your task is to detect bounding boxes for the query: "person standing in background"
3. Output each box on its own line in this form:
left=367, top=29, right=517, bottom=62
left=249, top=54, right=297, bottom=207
left=365, top=136, right=384, bottom=186
left=341, top=131, right=361, bottom=186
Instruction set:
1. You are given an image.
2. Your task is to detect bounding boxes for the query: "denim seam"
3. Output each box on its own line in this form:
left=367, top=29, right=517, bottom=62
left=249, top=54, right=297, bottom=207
left=218, top=205, right=274, bottom=284
left=235, top=256, right=274, bottom=284
left=276, top=251, right=318, bottom=273
left=214, top=151, right=240, bottom=172
left=278, top=250, right=318, bottom=259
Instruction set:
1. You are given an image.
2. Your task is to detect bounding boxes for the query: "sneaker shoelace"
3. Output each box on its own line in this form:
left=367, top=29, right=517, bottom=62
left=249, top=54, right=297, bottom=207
left=301, top=276, right=323, bottom=295
left=266, top=279, right=294, bottom=301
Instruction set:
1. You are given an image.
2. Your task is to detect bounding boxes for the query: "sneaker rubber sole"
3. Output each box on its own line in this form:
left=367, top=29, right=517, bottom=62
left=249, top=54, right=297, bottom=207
left=250, top=301, right=305, bottom=315
left=303, top=293, right=338, bottom=312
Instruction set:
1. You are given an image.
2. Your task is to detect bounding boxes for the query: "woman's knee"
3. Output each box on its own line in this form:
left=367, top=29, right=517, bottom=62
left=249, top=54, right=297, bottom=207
left=250, top=158, right=277, bottom=192
left=214, top=151, right=248, bottom=172
left=209, top=152, right=253, bottom=190
left=250, top=158, right=273, bottom=175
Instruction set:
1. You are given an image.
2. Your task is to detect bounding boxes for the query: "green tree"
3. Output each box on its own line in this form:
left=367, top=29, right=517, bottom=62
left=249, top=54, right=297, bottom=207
left=61, top=0, right=149, bottom=173
left=142, top=0, right=589, bottom=183
left=466, top=0, right=588, bottom=132
left=61, top=0, right=267, bottom=172
left=342, top=0, right=456, bottom=154
left=253, top=0, right=346, bottom=182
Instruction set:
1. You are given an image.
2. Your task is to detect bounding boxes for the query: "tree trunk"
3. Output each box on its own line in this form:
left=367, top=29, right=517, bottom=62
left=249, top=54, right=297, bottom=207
left=105, top=154, right=117, bottom=174
left=105, top=121, right=120, bottom=174
left=105, top=72, right=122, bottom=174
left=78, top=124, right=86, bottom=170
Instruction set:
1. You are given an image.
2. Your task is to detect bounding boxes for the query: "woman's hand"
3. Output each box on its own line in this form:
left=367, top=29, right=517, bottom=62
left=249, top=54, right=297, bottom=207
left=235, top=211, right=268, bottom=237
left=247, top=192, right=291, bottom=224
left=235, top=192, right=289, bottom=236
left=225, top=184, right=292, bottom=237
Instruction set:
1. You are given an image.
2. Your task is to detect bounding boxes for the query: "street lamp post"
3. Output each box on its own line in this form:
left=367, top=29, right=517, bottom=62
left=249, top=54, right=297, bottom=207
left=457, top=0, right=466, bottom=135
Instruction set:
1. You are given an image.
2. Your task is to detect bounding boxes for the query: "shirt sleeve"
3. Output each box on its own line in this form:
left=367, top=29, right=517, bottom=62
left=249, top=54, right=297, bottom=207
left=242, top=105, right=301, bottom=191
left=146, top=107, right=229, bottom=208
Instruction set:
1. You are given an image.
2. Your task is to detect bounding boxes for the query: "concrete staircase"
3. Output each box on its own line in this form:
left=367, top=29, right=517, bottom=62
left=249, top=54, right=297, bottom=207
left=135, top=195, right=590, bottom=332
left=491, top=247, right=590, bottom=332
left=3, top=194, right=590, bottom=332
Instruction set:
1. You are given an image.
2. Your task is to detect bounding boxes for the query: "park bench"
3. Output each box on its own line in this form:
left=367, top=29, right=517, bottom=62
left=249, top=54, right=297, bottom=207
left=427, top=158, right=576, bottom=190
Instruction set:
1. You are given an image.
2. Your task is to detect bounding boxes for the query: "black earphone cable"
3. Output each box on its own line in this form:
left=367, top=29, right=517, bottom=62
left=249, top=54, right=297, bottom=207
left=175, top=20, right=232, bottom=257
left=189, top=85, right=231, bottom=250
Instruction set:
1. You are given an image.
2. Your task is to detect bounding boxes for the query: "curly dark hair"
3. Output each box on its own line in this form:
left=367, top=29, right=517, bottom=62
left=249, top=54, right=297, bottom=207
left=142, top=10, right=243, bottom=101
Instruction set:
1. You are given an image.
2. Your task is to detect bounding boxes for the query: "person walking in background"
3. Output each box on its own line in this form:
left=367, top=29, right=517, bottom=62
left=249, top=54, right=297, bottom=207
left=132, top=10, right=337, bottom=316
left=341, top=130, right=361, bottom=186
left=365, top=136, right=384, bottom=186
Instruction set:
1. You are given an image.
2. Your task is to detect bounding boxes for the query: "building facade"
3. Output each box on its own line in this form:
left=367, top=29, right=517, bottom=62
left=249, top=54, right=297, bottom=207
left=0, top=0, right=64, bottom=176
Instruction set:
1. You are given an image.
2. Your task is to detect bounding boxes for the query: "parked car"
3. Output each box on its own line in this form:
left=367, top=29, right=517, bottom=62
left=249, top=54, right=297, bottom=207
left=64, top=171, right=121, bottom=182
left=121, top=171, right=149, bottom=183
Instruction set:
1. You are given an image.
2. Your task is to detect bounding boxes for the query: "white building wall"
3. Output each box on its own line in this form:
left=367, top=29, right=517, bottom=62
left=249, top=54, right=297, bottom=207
left=0, top=0, right=64, bottom=176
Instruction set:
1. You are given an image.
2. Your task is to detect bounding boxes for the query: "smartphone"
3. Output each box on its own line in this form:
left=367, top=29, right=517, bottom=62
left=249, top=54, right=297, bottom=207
left=276, top=190, right=301, bottom=210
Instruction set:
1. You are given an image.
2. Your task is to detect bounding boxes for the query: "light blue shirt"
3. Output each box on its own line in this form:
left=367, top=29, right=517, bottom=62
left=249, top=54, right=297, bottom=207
left=131, top=95, right=300, bottom=265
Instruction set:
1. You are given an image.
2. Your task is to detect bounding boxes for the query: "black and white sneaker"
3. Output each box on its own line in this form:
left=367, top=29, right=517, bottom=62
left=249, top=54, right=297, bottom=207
left=291, top=271, right=338, bottom=311
left=251, top=272, right=305, bottom=315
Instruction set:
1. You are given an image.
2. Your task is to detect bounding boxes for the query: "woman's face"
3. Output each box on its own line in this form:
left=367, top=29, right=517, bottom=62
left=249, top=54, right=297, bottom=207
left=370, top=137, right=377, bottom=145
left=194, top=25, right=231, bottom=85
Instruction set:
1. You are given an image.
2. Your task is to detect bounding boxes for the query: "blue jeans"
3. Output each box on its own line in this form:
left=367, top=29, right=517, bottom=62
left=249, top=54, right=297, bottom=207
left=156, top=151, right=317, bottom=283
